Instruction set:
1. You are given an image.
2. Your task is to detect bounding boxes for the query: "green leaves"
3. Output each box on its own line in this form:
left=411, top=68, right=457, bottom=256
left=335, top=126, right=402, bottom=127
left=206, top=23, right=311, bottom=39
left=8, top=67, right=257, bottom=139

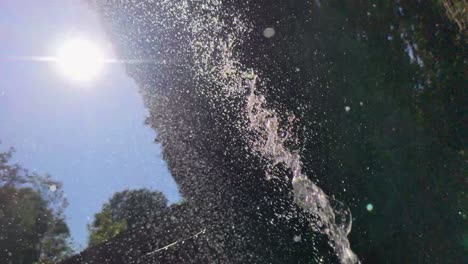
left=0, top=147, right=72, bottom=264
left=87, top=189, right=168, bottom=246
left=87, top=206, right=127, bottom=247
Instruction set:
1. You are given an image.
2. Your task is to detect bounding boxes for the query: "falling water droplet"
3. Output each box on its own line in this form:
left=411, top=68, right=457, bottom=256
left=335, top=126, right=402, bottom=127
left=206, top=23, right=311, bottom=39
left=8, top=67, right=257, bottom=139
left=293, top=235, right=302, bottom=242
left=263, top=27, right=276, bottom=38
left=49, top=184, right=57, bottom=192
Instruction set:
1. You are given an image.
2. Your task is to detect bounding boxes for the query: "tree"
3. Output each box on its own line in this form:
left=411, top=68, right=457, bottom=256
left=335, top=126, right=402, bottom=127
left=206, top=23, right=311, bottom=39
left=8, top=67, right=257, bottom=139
left=88, top=189, right=168, bottom=246
left=86, top=205, right=126, bottom=247
left=0, top=147, right=72, bottom=264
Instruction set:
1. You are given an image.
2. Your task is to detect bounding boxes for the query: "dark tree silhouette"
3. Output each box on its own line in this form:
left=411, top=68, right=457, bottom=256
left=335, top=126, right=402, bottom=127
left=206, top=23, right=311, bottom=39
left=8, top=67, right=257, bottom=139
left=88, top=189, right=168, bottom=246
left=0, top=147, right=72, bottom=264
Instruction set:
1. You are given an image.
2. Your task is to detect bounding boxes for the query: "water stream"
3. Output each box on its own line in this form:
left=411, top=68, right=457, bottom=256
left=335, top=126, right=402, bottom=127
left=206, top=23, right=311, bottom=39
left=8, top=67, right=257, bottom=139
left=245, top=74, right=359, bottom=264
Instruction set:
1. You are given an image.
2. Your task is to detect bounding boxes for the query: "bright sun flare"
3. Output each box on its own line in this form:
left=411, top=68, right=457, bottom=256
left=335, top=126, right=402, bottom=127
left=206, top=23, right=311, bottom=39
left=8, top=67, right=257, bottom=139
left=56, top=39, right=105, bottom=82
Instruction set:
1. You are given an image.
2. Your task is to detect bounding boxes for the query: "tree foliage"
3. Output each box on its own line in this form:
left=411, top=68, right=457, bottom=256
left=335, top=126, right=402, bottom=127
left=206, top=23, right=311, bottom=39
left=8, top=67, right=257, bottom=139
left=87, top=189, right=168, bottom=246
left=0, top=147, right=72, bottom=264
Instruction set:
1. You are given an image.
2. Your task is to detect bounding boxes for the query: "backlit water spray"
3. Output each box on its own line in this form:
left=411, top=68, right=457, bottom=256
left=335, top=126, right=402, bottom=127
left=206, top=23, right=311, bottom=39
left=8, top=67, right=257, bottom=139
left=244, top=74, right=359, bottom=264
left=184, top=1, right=360, bottom=262
left=96, top=0, right=360, bottom=262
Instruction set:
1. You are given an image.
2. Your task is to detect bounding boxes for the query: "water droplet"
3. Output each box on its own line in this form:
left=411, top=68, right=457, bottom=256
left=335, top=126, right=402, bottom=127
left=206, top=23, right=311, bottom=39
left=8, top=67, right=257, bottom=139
left=366, top=203, right=374, bottom=212
left=293, top=235, right=301, bottom=242
left=49, top=184, right=57, bottom=192
left=263, top=27, right=276, bottom=38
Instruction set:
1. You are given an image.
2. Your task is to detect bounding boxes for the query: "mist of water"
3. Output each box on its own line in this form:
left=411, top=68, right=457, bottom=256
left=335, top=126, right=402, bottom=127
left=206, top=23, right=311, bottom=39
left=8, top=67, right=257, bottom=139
left=181, top=1, right=360, bottom=262
left=100, top=0, right=360, bottom=261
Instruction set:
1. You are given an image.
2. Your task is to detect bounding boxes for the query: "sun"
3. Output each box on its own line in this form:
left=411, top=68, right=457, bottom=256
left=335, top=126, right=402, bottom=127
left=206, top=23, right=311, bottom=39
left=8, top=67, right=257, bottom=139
left=56, top=38, right=105, bottom=82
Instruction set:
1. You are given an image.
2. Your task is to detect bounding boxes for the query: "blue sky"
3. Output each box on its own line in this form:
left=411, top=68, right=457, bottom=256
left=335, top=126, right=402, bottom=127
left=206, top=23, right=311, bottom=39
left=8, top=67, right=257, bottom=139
left=0, top=0, right=180, bottom=250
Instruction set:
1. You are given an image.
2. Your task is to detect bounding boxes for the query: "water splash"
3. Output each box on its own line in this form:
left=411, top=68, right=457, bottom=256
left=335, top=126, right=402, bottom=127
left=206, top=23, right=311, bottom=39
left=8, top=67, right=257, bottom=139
left=183, top=1, right=359, bottom=262
left=97, top=0, right=359, bottom=262
left=155, top=0, right=359, bottom=261
left=244, top=74, right=359, bottom=264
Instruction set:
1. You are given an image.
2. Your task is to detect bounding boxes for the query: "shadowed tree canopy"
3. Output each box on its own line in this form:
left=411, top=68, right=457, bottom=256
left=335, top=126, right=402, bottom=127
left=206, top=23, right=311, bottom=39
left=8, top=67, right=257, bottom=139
left=88, top=189, right=168, bottom=246
left=0, top=147, right=72, bottom=264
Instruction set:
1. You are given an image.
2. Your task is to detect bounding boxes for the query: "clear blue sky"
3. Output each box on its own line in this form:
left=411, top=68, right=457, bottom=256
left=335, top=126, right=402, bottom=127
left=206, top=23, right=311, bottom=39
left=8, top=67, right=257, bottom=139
left=0, top=0, right=180, bottom=250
